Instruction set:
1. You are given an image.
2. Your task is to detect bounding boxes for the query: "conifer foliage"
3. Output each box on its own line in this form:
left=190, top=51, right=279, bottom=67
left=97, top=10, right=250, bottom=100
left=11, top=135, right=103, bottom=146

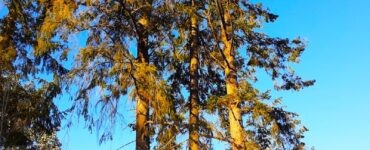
left=0, top=0, right=68, bottom=149
left=0, top=0, right=314, bottom=149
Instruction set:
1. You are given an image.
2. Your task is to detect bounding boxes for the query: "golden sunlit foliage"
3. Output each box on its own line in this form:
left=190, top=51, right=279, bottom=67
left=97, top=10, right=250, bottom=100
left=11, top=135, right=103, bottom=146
left=36, top=0, right=77, bottom=56
left=0, top=0, right=314, bottom=149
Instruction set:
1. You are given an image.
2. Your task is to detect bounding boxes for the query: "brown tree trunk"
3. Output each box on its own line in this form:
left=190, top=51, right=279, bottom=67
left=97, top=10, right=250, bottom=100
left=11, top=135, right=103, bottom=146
left=219, top=1, right=246, bottom=149
left=189, top=0, right=200, bottom=149
left=136, top=12, right=150, bottom=150
left=136, top=95, right=149, bottom=150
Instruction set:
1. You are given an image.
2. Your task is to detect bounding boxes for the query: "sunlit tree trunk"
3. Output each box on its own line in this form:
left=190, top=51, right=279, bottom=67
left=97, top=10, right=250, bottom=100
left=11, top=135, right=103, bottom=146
left=189, top=0, right=200, bottom=149
left=218, top=1, right=246, bottom=149
left=136, top=12, right=150, bottom=150
left=136, top=94, right=149, bottom=150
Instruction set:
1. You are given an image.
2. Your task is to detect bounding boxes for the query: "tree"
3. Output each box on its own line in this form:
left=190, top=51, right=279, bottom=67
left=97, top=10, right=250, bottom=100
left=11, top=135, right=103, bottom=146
left=204, top=0, right=314, bottom=149
left=0, top=75, right=61, bottom=149
left=188, top=0, right=200, bottom=149
left=217, top=1, right=247, bottom=149
left=163, top=1, right=229, bottom=149
left=64, top=1, right=176, bottom=149
left=0, top=0, right=70, bottom=149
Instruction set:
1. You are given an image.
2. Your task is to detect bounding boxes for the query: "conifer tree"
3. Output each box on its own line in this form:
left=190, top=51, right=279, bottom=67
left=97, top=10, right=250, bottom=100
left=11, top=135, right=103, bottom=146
left=218, top=1, right=247, bottom=149
left=205, top=0, right=314, bottom=149
left=0, top=0, right=71, bottom=148
left=64, top=1, right=176, bottom=149
left=164, top=1, right=228, bottom=149
left=188, top=0, right=200, bottom=149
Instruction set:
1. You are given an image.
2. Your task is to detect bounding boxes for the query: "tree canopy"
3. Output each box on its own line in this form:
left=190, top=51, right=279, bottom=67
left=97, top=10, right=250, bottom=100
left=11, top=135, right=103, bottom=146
left=0, top=0, right=314, bottom=149
left=0, top=0, right=68, bottom=149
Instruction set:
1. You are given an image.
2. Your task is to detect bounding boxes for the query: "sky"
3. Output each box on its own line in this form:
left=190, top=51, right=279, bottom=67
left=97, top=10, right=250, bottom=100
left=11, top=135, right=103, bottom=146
left=1, top=0, right=370, bottom=149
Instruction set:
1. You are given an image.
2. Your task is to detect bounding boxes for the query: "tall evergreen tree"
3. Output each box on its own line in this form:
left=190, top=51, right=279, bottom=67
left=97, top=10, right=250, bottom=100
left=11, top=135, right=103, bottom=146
left=205, top=0, right=315, bottom=149
left=218, top=1, right=247, bottom=149
left=188, top=0, right=200, bottom=149
left=64, top=1, right=176, bottom=149
left=0, top=0, right=73, bottom=148
left=164, top=1, right=228, bottom=149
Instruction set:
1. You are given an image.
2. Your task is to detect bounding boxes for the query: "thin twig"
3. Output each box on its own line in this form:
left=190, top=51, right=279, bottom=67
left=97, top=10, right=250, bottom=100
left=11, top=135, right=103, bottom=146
left=116, top=140, right=135, bottom=150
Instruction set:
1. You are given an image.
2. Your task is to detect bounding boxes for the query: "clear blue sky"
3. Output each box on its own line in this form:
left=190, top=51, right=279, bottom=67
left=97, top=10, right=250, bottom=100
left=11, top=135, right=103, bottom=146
left=1, top=0, right=370, bottom=149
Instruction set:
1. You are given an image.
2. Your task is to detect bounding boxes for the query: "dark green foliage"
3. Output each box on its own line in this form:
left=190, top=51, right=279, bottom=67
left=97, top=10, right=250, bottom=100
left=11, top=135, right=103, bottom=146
left=0, top=75, right=61, bottom=149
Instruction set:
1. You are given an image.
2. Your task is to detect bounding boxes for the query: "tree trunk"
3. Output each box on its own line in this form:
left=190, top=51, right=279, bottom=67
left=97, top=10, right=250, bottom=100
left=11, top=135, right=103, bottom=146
left=219, top=2, right=246, bottom=149
left=189, top=0, right=200, bottom=149
left=224, top=41, right=245, bottom=150
left=136, top=96, right=149, bottom=150
left=136, top=12, right=150, bottom=150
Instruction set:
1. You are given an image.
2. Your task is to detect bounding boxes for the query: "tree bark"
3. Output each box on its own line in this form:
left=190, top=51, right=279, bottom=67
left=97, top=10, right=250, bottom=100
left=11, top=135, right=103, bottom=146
left=136, top=11, right=150, bottom=150
left=136, top=95, right=149, bottom=150
left=218, top=1, right=246, bottom=149
left=189, top=0, right=200, bottom=149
